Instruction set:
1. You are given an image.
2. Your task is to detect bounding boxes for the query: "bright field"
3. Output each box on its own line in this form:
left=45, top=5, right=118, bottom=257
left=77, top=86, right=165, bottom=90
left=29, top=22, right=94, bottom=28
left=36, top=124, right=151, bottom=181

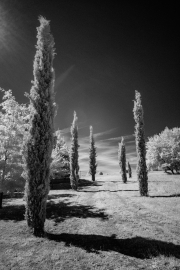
left=0, top=171, right=180, bottom=270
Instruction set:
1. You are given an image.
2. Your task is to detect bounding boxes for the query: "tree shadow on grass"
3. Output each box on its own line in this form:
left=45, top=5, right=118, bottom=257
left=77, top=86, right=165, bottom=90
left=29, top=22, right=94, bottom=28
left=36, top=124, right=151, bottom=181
left=46, top=201, right=108, bottom=223
left=50, top=183, right=71, bottom=190
left=48, top=194, right=76, bottom=200
left=46, top=233, right=180, bottom=259
left=0, top=199, right=108, bottom=223
left=88, top=180, right=137, bottom=184
left=150, top=194, right=180, bottom=198
left=50, top=179, right=102, bottom=190
left=0, top=204, right=25, bottom=221
left=78, top=179, right=102, bottom=188
left=80, top=190, right=139, bottom=193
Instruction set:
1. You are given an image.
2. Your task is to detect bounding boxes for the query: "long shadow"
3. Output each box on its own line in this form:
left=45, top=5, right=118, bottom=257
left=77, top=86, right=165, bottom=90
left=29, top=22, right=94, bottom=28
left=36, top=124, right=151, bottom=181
left=50, top=183, right=71, bottom=190
left=0, top=204, right=25, bottom=221
left=46, top=201, right=108, bottom=223
left=50, top=179, right=102, bottom=190
left=149, top=181, right=174, bottom=183
left=0, top=200, right=108, bottom=222
left=108, top=181, right=137, bottom=183
left=150, top=194, right=180, bottom=198
left=93, top=181, right=137, bottom=184
left=48, top=194, right=76, bottom=200
left=78, top=179, right=102, bottom=188
left=80, top=190, right=139, bottom=193
left=46, top=233, right=180, bottom=259
left=79, top=179, right=96, bottom=185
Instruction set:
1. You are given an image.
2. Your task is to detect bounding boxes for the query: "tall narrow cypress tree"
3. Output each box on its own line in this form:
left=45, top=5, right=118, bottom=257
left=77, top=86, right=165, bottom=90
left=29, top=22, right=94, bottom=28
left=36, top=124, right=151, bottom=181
left=128, top=161, right=132, bottom=178
left=133, top=90, right=148, bottom=196
left=118, top=137, right=127, bottom=183
left=70, top=111, right=79, bottom=190
left=24, top=17, right=56, bottom=236
left=89, top=126, right=97, bottom=181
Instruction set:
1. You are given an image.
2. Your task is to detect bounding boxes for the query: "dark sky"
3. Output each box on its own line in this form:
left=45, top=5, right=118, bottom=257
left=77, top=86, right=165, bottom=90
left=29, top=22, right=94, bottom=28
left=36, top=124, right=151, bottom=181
left=0, top=1, right=179, bottom=172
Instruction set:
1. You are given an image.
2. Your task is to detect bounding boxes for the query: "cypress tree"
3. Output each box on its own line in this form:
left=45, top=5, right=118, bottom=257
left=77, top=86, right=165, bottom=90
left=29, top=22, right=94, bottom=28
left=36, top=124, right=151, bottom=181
left=89, top=126, right=97, bottom=181
left=118, top=137, right=127, bottom=183
left=70, top=111, right=79, bottom=190
left=128, top=161, right=132, bottom=178
left=24, top=17, right=56, bottom=236
left=133, top=90, right=148, bottom=196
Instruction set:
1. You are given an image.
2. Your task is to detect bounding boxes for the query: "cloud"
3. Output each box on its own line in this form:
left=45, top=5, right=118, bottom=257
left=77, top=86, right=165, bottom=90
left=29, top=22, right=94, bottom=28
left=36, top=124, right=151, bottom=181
left=104, top=134, right=135, bottom=142
left=58, top=127, right=137, bottom=175
left=77, top=131, right=137, bottom=174
left=93, top=128, right=118, bottom=139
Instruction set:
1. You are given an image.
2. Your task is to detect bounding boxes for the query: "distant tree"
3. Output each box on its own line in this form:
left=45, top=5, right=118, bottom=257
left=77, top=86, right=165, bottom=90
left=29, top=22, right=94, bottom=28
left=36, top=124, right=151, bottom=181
left=146, top=127, right=180, bottom=174
left=0, top=88, right=30, bottom=193
left=128, top=161, right=132, bottom=178
left=118, top=137, right=127, bottom=183
left=133, top=90, right=148, bottom=196
left=70, top=111, right=79, bottom=190
left=23, top=17, right=56, bottom=237
left=50, top=130, right=70, bottom=179
left=89, top=126, right=97, bottom=181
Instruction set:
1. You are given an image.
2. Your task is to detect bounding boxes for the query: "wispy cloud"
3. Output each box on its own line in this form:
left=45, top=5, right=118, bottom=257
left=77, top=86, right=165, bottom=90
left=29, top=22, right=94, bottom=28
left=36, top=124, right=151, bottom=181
left=77, top=131, right=137, bottom=174
left=93, top=127, right=118, bottom=139
left=55, top=65, right=74, bottom=89
left=103, top=134, right=135, bottom=142
left=59, top=127, right=137, bottom=174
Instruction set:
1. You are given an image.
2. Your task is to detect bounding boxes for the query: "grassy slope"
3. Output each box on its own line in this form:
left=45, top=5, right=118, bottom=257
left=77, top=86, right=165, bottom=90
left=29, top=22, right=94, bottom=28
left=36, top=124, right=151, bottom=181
left=0, top=171, right=180, bottom=270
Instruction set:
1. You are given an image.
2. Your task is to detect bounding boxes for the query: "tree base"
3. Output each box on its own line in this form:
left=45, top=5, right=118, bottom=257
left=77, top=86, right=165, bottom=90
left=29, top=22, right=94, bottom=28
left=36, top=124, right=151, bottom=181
left=33, top=228, right=45, bottom=237
left=70, top=175, right=78, bottom=191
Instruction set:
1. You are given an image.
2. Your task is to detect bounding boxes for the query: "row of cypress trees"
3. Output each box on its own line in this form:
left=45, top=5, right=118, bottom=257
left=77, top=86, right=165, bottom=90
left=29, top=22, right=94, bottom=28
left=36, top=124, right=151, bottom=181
left=70, top=112, right=97, bottom=190
left=24, top=17, right=148, bottom=237
left=69, top=112, right=97, bottom=191
left=24, top=16, right=97, bottom=236
left=118, top=137, right=132, bottom=183
left=118, top=90, right=148, bottom=197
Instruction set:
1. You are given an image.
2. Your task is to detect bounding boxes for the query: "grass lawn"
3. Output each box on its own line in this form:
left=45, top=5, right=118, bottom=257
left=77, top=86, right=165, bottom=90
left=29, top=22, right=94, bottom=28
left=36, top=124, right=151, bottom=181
left=0, top=171, right=180, bottom=270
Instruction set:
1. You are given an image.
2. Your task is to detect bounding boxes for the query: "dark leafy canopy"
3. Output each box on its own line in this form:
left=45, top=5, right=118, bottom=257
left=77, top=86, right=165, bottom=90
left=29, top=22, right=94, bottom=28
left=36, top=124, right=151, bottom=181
left=118, top=137, right=127, bottom=183
left=89, top=126, right=97, bottom=181
left=133, top=90, right=148, bottom=196
left=70, top=111, right=79, bottom=190
left=24, top=17, right=56, bottom=237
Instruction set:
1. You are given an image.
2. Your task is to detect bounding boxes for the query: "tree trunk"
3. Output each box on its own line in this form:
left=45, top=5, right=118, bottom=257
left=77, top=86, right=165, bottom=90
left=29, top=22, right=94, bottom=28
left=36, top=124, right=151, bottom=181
left=1, top=150, right=8, bottom=192
left=92, top=174, right=95, bottom=181
left=70, top=170, right=78, bottom=190
left=0, top=192, right=3, bottom=209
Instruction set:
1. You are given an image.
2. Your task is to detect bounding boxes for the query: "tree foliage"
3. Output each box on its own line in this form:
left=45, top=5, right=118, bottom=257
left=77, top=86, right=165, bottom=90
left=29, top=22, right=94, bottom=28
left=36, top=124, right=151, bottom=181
left=0, top=88, right=30, bottom=193
left=23, top=17, right=56, bottom=237
left=133, top=90, right=148, bottom=196
left=146, top=127, right=180, bottom=174
left=89, top=126, right=97, bottom=181
left=118, top=137, right=127, bottom=183
left=50, top=130, right=70, bottom=179
left=70, top=111, right=79, bottom=190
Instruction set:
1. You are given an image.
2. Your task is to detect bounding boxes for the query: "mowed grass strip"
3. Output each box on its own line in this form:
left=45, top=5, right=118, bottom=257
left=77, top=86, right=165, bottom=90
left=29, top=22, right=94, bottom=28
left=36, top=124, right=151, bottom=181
left=0, top=171, right=180, bottom=270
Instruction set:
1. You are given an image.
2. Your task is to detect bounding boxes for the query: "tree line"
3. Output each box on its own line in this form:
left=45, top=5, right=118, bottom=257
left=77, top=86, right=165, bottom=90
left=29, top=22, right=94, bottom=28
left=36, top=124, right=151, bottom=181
left=0, top=16, right=179, bottom=236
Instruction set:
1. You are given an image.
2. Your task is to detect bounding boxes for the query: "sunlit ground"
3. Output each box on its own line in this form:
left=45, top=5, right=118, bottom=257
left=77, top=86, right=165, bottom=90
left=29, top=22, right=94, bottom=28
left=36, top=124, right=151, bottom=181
left=1, top=171, right=180, bottom=269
